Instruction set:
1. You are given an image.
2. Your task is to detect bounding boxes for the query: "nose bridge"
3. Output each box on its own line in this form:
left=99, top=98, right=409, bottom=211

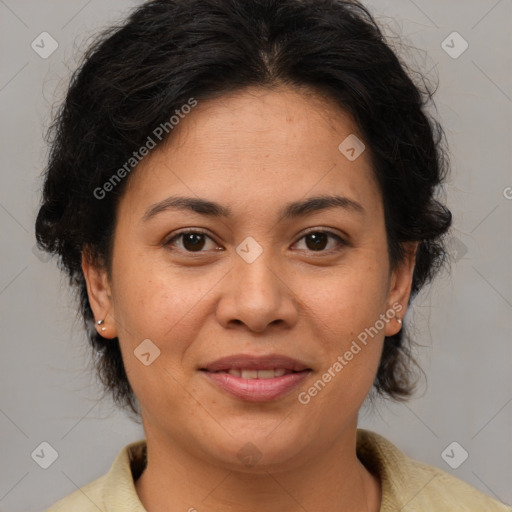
left=233, top=240, right=282, bottom=306
left=215, top=238, right=298, bottom=332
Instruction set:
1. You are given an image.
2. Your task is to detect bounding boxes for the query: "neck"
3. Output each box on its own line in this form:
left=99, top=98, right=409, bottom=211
left=135, top=423, right=381, bottom=512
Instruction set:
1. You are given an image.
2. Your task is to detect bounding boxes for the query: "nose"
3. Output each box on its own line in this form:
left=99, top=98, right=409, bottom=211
left=215, top=250, right=299, bottom=333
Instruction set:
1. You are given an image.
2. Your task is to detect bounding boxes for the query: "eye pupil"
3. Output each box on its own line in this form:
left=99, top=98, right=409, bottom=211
left=183, top=233, right=205, bottom=251
left=306, top=232, right=328, bottom=251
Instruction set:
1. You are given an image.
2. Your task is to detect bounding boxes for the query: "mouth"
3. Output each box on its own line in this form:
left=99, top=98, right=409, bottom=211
left=200, top=355, right=312, bottom=402
left=213, top=368, right=296, bottom=379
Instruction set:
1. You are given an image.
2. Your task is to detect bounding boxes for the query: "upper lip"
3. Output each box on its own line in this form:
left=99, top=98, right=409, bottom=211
left=201, top=354, right=311, bottom=372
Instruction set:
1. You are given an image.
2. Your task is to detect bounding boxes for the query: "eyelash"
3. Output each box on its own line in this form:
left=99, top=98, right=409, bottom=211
left=164, top=229, right=347, bottom=255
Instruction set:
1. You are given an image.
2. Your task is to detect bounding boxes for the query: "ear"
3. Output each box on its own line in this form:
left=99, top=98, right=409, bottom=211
left=384, top=241, right=419, bottom=337
left=81, top=251, right=117, bottom=339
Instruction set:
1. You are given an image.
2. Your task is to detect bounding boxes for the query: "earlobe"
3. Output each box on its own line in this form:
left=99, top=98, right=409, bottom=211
left=384, top=242, right=419, bottom=337
left=81, top=251, right=117, bottom=339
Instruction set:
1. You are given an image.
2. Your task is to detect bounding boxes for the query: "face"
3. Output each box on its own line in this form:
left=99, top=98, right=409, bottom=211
left=84, top=86, right=416, bottom=471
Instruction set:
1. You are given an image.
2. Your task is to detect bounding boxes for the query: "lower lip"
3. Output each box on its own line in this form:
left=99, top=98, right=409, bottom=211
left=203, top=371, right=310, bottom=402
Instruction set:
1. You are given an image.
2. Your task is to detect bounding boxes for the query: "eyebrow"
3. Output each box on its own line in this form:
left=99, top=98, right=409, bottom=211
left=142, top=194, right=365, bottom=223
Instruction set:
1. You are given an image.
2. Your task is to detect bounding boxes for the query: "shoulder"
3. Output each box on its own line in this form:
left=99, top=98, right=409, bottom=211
left=46, top=474, right=108, bottom=511
left=46, top=440, right=147, bottom=512
left=397, top=456, right=510, bottom=511
left=356, top=429, right=511, bottom=512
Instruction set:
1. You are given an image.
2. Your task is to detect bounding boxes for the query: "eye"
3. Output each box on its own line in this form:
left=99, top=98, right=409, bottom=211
left=164, top=229, right=346, bottom=254
left=164, top=230, right=220, bottom=252
left=292, top=230, right=346, bottom=253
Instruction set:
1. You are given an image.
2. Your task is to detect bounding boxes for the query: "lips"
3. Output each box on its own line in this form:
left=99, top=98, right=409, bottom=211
left=200, top=354, right=311, bottom=402
left=201, top=354, right=310, bottom=373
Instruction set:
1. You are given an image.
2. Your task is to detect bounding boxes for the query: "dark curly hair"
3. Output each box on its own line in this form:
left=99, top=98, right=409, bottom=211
left=35, top=0, right=452, bottom=414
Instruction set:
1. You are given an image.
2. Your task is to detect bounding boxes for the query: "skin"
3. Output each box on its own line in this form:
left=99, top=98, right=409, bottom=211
left=83, top=85, right=417, bottom=512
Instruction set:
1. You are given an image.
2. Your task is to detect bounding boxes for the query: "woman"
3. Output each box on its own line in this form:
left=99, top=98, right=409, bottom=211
left=36, top=0, right=509, bottom=510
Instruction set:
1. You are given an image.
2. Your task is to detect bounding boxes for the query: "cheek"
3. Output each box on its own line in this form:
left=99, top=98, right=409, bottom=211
left=297, top=258, right=388, bottom=388
left=302, top=260, right=390, bottom=331
left=111, top=254, right=224, bottom=369
left=112, top=267, right=202, bottom=417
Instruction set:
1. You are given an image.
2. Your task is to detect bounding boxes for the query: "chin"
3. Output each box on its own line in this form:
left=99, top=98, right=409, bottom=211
left=202, top=420, right=320, bottom=473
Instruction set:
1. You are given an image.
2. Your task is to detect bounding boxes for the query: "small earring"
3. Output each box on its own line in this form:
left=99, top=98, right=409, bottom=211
left=97, top=319, right=107, bottom=332
left=396, top=317, right=403, bottom=326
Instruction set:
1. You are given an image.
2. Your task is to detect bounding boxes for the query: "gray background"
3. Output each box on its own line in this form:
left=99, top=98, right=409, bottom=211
left=1, top=1, right=511, bottom=510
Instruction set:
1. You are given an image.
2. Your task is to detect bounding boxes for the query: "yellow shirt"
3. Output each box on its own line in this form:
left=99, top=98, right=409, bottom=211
left=46, top=429, right=511, bottom=511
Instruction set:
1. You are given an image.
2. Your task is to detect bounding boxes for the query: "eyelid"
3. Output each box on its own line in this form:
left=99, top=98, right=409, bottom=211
left=291, top=228, right=348, bottom=252
left=296, top=226, right=348, bottom=241
left=165, top=227, right=211, bottom=240
left=164, top=228, right=219, bottom=248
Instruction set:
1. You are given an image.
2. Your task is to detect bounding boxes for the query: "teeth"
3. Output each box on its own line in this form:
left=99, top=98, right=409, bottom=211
left=225, top=369, right=290, bottom=379
left=241, top=369, right=258, bottom=379
left=256, top=370, right=276, bottom=379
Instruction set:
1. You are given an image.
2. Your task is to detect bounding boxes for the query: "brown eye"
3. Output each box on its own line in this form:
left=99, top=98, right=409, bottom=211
left=165, top=231, right=218, bottom=252
left=181, top=233, right=206, bottom=251
left=294, top=230, right=345, bottom=253
left=305, top=232, right=328, bottom=251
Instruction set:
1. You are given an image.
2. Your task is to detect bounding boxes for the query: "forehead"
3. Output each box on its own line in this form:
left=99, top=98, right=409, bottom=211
left=165, top=85, right=361, bottom=160
left=120, top=85, right=381, bottom=220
